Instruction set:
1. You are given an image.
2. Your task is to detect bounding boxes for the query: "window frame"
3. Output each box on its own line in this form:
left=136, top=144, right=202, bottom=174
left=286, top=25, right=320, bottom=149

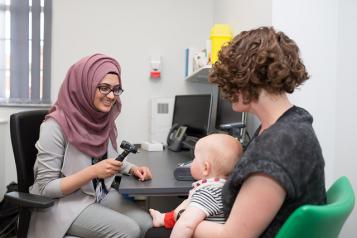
left=0, top=0, right=52, bottom=107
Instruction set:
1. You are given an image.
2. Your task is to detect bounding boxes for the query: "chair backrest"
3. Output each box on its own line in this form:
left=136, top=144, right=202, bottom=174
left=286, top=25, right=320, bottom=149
left=10, top=110, right=48, bottom=193
left=276, top=176, right=355, bottom=238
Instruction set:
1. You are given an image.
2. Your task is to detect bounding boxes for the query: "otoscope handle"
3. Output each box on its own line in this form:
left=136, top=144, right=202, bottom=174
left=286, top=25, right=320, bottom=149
left=116, top=150, right=130, bottom=161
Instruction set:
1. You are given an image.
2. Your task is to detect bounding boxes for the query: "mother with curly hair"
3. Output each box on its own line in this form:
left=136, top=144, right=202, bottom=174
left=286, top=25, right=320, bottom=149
left=145, top=27, right=326, bottom=238
left=190, top=27, right=327, bottom=238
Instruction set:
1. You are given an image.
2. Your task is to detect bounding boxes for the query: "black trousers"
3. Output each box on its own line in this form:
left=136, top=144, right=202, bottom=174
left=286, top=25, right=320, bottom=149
left=145, top=227, right=172, bottom=238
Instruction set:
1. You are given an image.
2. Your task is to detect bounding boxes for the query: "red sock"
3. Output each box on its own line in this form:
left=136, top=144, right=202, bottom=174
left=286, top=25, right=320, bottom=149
left=164, top=210, right=175, bottom=228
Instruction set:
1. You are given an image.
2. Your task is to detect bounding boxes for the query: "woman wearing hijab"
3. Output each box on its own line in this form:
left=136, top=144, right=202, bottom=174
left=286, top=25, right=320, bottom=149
left=28, top=54, right=153, bottom=238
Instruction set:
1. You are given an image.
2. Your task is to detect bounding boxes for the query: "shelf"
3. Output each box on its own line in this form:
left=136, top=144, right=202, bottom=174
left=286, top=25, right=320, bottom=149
left=185, top=65, right=212, bottom=83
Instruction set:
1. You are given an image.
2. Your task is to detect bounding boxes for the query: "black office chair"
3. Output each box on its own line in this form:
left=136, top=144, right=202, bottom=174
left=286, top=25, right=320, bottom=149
left=4, top=110, right=54, bottom=238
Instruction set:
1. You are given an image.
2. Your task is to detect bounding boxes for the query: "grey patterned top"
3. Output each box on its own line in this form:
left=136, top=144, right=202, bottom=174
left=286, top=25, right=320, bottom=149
left=222, top=106, right=326, bottom=237
left=31, top=118, right=134, bottom=198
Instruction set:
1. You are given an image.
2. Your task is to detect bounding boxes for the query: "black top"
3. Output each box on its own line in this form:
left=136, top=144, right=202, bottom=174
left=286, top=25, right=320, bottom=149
left=222, top=106, right=326, bottom=237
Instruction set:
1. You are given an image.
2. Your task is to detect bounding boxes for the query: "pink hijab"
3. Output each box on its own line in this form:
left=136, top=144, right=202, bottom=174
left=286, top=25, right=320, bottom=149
left=46, top=53, right=122, bottom=158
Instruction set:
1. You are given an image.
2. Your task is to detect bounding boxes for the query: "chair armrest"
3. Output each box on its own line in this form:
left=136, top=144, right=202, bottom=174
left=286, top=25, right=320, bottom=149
left=5, top=191, right=54, bottom=209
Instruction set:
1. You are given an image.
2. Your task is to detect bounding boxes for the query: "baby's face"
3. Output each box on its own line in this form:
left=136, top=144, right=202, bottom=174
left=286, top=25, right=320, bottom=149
left=190, top=158, right=203, bottom=181
left=190, top=147, right=205, bottom=180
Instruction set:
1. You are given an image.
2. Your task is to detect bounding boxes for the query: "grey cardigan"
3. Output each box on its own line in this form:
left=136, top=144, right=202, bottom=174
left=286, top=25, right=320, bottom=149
left=28, top=119, right=135, bottom=238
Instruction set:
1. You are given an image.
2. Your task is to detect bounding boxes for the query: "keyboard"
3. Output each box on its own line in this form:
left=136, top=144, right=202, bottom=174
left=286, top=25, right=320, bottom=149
left=174, top=161, right=195, bottom=181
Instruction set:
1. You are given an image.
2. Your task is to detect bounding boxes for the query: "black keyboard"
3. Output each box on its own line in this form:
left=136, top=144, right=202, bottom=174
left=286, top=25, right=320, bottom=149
left=174, top=161, right=195, bottom=181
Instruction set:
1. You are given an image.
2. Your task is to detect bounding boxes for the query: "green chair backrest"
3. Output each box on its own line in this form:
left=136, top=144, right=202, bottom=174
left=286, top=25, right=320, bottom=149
left=275, top=176, right=355, bottom=238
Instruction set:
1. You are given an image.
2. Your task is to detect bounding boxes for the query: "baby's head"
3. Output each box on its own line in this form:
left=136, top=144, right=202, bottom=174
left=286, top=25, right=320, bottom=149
left=190, top=134, right=243, bottom=180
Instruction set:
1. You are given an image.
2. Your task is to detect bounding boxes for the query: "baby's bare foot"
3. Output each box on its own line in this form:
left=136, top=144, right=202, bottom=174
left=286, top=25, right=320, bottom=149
left=149, top=208, right=165, bottom=227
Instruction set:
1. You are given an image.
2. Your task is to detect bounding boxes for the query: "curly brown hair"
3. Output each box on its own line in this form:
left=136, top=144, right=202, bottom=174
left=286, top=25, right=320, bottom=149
left=209, top=27, right=309, bottom=103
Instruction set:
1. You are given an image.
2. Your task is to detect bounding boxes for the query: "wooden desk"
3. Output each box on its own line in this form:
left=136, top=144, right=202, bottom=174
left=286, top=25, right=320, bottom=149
left=118, top=149, right=194, bottom=196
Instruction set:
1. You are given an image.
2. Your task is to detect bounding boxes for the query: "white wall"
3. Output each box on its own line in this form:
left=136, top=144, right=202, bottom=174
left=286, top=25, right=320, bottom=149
left=213, top=0, right=272, bottom=35
left=335, top=0, right=357, bottom=236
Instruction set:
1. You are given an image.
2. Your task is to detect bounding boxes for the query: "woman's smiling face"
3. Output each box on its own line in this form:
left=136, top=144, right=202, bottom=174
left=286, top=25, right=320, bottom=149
left=93, top=73, right=120, bottom=113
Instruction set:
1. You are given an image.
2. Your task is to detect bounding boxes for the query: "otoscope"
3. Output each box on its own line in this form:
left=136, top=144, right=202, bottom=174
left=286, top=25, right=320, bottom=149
left=116, top=140, right=138, bottom=161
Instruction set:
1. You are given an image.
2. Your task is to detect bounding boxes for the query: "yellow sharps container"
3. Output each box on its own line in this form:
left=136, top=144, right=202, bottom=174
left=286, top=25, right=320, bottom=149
left=210, top=24, right=233, bottom=64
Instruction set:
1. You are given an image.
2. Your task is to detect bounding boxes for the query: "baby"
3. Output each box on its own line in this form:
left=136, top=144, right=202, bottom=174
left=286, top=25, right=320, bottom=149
left=149, top=133, right=243, bottom=238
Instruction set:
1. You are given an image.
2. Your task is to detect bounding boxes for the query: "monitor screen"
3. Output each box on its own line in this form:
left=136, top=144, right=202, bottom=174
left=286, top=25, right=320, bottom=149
left=172, top=94, right=212, bottom=138
left=215, top=91, right=244, bottom=128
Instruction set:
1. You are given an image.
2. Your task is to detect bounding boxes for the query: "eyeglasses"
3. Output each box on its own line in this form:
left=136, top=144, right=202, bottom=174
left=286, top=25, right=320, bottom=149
left=97, top=84, right=124, bottom=96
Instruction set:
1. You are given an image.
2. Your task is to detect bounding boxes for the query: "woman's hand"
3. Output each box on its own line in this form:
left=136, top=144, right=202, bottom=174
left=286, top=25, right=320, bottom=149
left=60, top=159, right=121, bottom=195
left=130, top=166, right=152, bottom=181
left=93, top=159, right=122, bottom=179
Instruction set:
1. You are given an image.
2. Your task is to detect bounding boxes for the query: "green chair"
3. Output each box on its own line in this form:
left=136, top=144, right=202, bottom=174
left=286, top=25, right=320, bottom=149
left=276, top=176, right=355, bottom=238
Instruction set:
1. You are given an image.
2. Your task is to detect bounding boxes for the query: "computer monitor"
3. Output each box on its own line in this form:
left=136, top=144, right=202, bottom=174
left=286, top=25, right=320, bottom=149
left=216, top=97, right=244, bottom=126
left=215, top=90, right=246, bottom=139
left=172, top=94, right=212, bottom=138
